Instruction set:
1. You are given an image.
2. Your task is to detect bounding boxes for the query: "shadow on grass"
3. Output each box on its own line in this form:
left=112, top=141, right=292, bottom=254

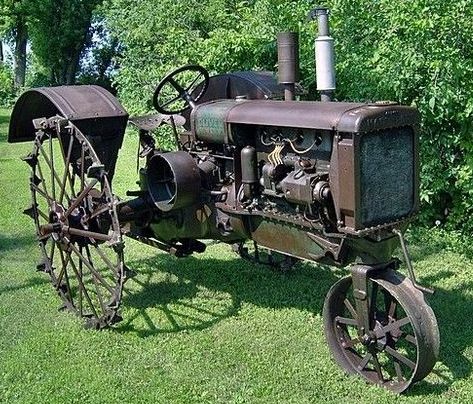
left=0, top=233, right=36, bottom=252
left=405, top=269, right=473, bottom=396
left=117, top=252, right=338, bottom=338
left=0, top=276, right=48, bottom=294
left=115, top=242, right=473, bottom=396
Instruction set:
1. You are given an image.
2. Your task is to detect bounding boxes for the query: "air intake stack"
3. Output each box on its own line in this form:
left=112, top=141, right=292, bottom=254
left=309, top=6, right=336, bottom=101
left=277, top=32, right=300, bottom=101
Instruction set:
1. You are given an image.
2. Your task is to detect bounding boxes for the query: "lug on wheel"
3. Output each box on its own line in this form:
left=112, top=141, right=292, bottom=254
left=323, top=268, right=439, bottom=393
left=26, top=118, right=125, bottom=329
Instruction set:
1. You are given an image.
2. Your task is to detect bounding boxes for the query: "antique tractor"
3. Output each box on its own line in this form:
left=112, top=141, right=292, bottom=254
left=7, top=8, right=439, bottom=393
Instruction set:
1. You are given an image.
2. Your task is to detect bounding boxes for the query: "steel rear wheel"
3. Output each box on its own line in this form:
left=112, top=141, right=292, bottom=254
left=323, top=269, right=439, bottom=393
left=26, top=117, right=125, bottom=329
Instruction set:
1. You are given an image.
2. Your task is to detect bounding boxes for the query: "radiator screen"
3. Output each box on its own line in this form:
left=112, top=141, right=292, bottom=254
left=359, top=127, right=415, bottom=227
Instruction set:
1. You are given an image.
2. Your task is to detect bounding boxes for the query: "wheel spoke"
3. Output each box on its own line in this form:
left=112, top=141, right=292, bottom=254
left=64, top=178, right=99, bottom=218
left=79, top=144, right=86, bottom=193
left=31, top=183, right=54, bottom=205
left=185, top=72, right=203, bottom=92
left=403, top=333, right=417, bottom=345
left=85, top=245, right=106, bottom=312
left=35, top=155, right=48, bottom=192
left=344, top=298, right=358, bottom=320
left=55, top=246, right=71, bottom=290
left=161, top=94, right=182, bottom=108
left=39, top=142, right=70, bottom=204
left=89, top=204, right=110, bottom=219
left=335, top=316, right=358, bottom=326
left=371, top=353, right=385, bottom=382
left=358, top=352, right=372, bottom=370
left=78, top=248, right=84, bottom=316
left=394, top=359, right=405, bottom=382
left=168, top=76, right=186, bottom=94
left=92, top=243, right=119, bottom=276
left=57, top=246, right=74, bottom=307
left=49, top=132, right=56, bottom=201
left=376, top=317, right=411, bottom=338
left=385, top=345, right=416, bottom=370
left=67, top=240, right=114, bottom=294
left=50, top=240, right=56, bottom=264
left=36, top=207, right=49, bottom=222
left=342, top=336, right=360, bottom=349
left=58, top=131, right=74, bottom=204
left=68, top=253, right=98, bottom=318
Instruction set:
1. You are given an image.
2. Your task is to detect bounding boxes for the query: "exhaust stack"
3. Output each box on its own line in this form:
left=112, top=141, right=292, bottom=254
left=277, top=32, right=300, bottom=101
left=309, top=7, right=336, bottom=102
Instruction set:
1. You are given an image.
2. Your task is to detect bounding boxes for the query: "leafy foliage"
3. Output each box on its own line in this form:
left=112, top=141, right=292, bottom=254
left=27, top=0, right=102, bottom=85
left=76, top=17, right=121, bottom=93
left=104, top=0, right=316, bottom=114
left=0, top=63, right=14, bottom=105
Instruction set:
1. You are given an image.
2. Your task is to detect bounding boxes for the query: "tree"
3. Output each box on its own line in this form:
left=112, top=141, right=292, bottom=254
left=103, top=0, right=312, bottom=113
left=28, top=0, right=103, bottom=85
left=76, top=17, right=121, bottom=92
left=0, top=0, right=29, bottom=88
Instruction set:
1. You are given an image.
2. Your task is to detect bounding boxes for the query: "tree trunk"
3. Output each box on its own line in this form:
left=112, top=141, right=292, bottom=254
left=65, top=48, right=82, bottom=85
left=0, top=41, right=4, bottom=64
left=65, top=28, right=93, bottom=85
left=13, top=20, right=28, bottom=89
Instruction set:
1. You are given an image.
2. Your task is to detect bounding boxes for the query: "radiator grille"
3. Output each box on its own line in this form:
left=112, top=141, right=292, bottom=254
left=359, top=127, right=415, bottom=227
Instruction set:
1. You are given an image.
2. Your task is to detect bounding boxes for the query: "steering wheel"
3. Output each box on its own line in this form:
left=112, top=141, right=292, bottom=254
left=153, top=64, right=210, bottom=115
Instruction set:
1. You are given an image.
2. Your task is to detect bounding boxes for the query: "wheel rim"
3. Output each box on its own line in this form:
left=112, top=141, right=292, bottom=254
left=323, top=269, right=439, bottom=392
left=27, top=118, right=125, bottom=329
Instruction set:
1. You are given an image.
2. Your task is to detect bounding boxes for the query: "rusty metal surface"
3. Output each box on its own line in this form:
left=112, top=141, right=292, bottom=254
left=330, top=126, right=419, bottom=234
left=8, top=85, right=128, bottom=143
left=129, top=114, right=186, bottom=132
left=182, top=70, right=305, bottom=129
left=224, top=100, right=419, bottom=132
left=147, top=151, right=201, bottom=212
left=198, top=71, right=300, bottom=102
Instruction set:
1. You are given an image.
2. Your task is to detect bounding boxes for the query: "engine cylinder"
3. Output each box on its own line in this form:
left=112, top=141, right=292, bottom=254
left=241, top=145, right=258, bottom=199
left=147, top=151, right=201, bottom=212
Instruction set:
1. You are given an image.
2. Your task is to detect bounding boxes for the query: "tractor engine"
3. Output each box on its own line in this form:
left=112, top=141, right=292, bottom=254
left=125, top=97, right=419, bottom=266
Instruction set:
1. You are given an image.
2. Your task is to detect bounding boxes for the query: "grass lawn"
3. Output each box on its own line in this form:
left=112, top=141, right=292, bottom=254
left=1, top=106, right=473, bottom=403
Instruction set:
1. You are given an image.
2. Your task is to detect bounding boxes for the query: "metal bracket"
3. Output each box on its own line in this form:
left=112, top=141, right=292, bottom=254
left=393, top=228, right=434, bottom=294
left=87, top=164, right=106, bottom=180
left=350, top=261, right=396, bottom=338
left=350, top=264, right=375, bottom=337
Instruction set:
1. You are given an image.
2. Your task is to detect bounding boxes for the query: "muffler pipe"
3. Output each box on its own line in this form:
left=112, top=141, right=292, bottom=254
left=277, top=32, right=300, bottom=101
left=309, top=7, right=336, bottom=102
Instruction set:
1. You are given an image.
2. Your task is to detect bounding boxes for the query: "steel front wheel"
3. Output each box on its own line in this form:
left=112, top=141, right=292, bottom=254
left=323, top=269, right=439, bottom=393
left=26, top=118, right=125, bottom=329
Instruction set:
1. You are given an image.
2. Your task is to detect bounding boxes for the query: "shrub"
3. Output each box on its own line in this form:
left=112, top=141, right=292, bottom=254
left=0, top=64, right=14, bottom=106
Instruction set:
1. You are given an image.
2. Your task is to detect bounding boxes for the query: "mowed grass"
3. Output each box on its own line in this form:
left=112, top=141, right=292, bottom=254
left=1, top=106, right=473, bottom=403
